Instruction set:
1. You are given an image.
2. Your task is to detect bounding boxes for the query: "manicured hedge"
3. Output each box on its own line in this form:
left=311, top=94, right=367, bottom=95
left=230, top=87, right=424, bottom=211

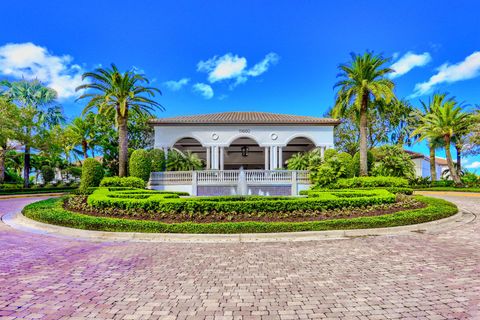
left=99, top=176, right=146, bottom=189
left=86, top=187, right=396, bottom=214
left=23, top=195, right=458, bottom=233
left=332, top=176, right=409, bottom=189
left=302, top=187, right=413, bottom=195
left=0, top=186, right=77, bottom=195
left=414, top=187, right=480, bottom=193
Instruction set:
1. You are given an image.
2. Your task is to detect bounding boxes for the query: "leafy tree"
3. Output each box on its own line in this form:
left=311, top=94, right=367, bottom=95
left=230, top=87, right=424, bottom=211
left=41, top=165, right=55, bottom=184
left=412, top=93, right=470, bottom=185
left=76, top=64, right=163, bottom=177
left=333, top=52, right=395, bottom=175
left=1, top=80, right=61, bottom=187
left=0, top=97, right=20, bottom=184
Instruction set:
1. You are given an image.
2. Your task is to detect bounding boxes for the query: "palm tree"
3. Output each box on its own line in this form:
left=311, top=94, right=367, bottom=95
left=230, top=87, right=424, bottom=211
left=67, top=117, right=93, bottom=159
left=1, top=80, right=58, bottom=187
left=333, top=52, right=395, bottom=176
left=413, top=94, right=470, bottom=185
left=0, top=98, right=20, bottom=183
left=76, top=64, right=163, bottom=177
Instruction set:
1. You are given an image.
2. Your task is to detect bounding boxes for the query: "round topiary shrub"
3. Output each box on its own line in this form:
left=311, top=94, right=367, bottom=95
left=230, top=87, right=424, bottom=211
left=129, top=149, right=152, bottom=182
left=41, top=165, right=55, bottom=183
left=80, top=158, right=104, bottom=192
left=149, top=149, right=165, bottom=172
left=323, top=148, right=338, bottom=161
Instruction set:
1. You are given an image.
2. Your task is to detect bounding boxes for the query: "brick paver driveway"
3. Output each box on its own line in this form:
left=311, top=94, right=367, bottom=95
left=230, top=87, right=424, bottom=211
left=0, top=193, right=479, bottom=320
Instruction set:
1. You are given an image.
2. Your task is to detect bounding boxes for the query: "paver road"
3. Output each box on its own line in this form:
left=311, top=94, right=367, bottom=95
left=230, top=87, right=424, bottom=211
left=0, top=193, right=479, bottom=320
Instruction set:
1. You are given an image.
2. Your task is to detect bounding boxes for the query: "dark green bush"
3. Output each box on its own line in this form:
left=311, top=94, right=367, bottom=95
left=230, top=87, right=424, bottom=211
left=41, top=165, right=55, bottom=183
left=149, top=149, right=165, bottom=172
left=332, top=176, right=409, bottom=189
left=129, top=149, right=152, bottom=182
left=99, top=176, right=146, bottom=189
left=79, top=159, right=104, bottom=193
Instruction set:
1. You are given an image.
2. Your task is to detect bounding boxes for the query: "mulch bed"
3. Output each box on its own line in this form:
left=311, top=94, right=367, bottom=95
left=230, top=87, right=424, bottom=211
left=64, top=196, right=426, bottom=224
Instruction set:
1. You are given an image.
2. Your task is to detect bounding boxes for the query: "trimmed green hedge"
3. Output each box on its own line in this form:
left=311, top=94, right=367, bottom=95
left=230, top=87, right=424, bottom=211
left=414, top=187, right=480, bottom=193
left=86, top=187, right=396, bottom=214
left=99, top=177, right=146, bottom=189
left=0, top=186, right=77, bottom=195
left=23, top=195, right=458, bottom=233
left=80, top=158, right=104, bottom=192
left=332, top=176, right=409, bottom=189
left=302, top=187, right=413, bottom=195
left=129, top=149, right=152, bottom=182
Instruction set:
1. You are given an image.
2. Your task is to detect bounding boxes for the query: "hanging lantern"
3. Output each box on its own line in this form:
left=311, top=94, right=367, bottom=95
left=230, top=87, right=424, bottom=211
left=241, top=146, right=249, bottom=157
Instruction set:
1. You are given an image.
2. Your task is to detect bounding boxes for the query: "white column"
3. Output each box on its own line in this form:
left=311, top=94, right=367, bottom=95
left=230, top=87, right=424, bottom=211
left=278, top=147, right=283, bottom=169
left=206, top=147, right=211, bottom=169
left=320, top=146, right=325, bottom=160
left=269, top=146, right=274, bottom=170
left=264, top=147, right=269, bottom=170
left=212, top=146, right=220, bottom=170
left=220, top=147, right=224, bottom=170
left=271, top=146, right=278, bottom=169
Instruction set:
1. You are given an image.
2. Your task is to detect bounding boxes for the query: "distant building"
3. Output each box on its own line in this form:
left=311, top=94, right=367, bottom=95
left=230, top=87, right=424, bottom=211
left=405, top=150, right=452, bottom=180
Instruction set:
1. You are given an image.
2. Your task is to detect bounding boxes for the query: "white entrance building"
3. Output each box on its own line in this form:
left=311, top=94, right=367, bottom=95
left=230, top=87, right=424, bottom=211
left=148, top=111, right=340, bottom=196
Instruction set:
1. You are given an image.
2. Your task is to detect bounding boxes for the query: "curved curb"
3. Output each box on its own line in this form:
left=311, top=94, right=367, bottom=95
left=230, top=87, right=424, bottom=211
left=2, top=208, right=474, bottom=243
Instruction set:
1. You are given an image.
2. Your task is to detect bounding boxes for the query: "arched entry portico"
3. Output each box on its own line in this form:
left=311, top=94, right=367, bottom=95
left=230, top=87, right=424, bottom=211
left=223, top=137, right=265, bottom=170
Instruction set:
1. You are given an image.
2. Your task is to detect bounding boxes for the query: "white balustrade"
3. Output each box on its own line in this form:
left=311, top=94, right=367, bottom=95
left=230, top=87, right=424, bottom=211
left=149, top=170, right=310, bottom=186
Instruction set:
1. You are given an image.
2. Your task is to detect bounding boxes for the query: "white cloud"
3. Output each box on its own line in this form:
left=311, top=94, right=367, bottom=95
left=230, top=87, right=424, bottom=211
left=192, top=83, right=214, bottom=99
left=389, top=51, right=431, bottom=79
left=197, top=52, right=279, bottom=86
left=246, top=52, right=280, bottom=77
left=0, top=42, right=84, bottom=99
left=465, top=161, right=480, bottom=169
left=163, top=78, right=190, bottom=91
left=413, top=51, right=480, bottom=96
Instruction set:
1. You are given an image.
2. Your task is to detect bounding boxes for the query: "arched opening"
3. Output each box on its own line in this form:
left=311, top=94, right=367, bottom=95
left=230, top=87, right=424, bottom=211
left=172, top=137, right=206, bottom=163
left=224, top=137, right=265, bottom=170
left=282, top=137, right=316, bottom=168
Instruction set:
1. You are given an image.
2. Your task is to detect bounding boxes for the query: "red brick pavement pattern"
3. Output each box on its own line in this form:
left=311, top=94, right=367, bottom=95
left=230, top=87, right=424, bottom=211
left=0, top=195, right=479, bottom=320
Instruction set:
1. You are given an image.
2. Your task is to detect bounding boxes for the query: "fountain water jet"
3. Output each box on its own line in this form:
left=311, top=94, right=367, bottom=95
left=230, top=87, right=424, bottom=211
left=237, top=167, right=248, bottom=196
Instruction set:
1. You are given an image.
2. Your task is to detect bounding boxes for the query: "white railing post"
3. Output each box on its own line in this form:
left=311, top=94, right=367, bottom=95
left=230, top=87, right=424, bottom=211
left=291, top=171, right=298, bottom=195
left=192, top=171, right=197, bottom=196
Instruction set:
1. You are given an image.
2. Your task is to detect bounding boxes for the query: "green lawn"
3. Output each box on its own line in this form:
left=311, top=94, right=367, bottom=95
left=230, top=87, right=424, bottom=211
left=23, top=195, right=458, bottom=234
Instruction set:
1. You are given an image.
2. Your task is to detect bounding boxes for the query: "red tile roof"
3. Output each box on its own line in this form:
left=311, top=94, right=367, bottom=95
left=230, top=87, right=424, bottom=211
left=148, top=112, right=341, bottom=126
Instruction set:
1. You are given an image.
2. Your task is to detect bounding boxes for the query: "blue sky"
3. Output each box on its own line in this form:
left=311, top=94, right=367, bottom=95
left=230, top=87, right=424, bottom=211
left=1, top=0, right=480, bottom=169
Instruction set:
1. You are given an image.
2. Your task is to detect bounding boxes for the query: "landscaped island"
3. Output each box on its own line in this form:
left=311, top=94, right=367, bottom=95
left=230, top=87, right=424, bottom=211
left=23, top=180, right=458, bottom=234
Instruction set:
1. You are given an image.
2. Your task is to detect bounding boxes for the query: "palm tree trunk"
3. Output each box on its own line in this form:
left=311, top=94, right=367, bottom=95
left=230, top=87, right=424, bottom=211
left=455, top=144, right=462, bottom=175
left=429, top=144, right=437, bottom=181
left=23, top=144, right=30, bottom=188
left=118, top=114, right=128, bottom=177
left=0, top=147, right=6, bottom=184
left=82, top=140, right=88, bottom=159
left=444, top=136, right=461, bottom=185
left=359, top=93, right=369, bottom=176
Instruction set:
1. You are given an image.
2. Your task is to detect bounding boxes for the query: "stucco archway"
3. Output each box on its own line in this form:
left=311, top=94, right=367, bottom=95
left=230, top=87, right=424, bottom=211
left=281, top=136, right=316, bottom=168
left=172, top=137, right=206, bottom=163
left=223, top=137, right=265, bottom=170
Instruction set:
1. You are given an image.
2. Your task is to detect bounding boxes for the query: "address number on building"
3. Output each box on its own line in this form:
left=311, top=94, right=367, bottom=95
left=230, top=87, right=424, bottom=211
left=239, top=129, right=251, bottom=133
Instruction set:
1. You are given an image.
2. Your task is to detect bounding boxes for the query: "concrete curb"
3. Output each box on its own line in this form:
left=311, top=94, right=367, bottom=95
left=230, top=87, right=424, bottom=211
left=2, top=208, right=474, bottom=243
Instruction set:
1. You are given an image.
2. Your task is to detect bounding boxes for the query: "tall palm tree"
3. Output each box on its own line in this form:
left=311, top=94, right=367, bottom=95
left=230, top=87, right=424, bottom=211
left=333, top=52, right=395, bottom=176
left=413, top=94, right=470, bottom=185
left=413, top=94, right=453, bottom=181
left=76, top=64, right=163, bottom=177
left=1, top=80, right=58, bottom=187
left=67, top=117, right=93, bottom=159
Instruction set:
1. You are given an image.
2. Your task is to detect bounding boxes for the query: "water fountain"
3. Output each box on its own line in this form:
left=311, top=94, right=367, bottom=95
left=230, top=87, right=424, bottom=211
left=237, top=167, right=248, bottom=196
